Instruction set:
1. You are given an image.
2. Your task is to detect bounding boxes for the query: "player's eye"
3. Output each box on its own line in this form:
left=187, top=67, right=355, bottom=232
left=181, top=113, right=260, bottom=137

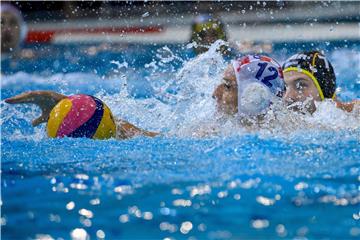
left=295, top=79, right=308, bottom=91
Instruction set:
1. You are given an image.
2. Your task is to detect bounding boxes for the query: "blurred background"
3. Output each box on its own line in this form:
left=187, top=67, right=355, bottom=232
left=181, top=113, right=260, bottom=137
left=2, top=1, right=359, bottom=45
left=1, top=1, right=359, bottom=95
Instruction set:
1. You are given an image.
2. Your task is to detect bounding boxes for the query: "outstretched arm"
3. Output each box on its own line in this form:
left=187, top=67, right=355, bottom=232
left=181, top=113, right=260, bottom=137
left=5, top=90, right=159, bottom=139
left=116, top=119, right=159, bottom=139
left=5, top=90, right=67, bottom=126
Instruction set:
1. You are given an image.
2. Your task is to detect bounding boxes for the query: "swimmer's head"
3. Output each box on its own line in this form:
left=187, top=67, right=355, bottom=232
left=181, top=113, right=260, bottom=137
left=213, top=55, right=285, bottom=117
left=283, top=51, right=336, bottom=113
left=1, top=3, right=27, bottom=54
left=190, top=14, right=227, bottom=55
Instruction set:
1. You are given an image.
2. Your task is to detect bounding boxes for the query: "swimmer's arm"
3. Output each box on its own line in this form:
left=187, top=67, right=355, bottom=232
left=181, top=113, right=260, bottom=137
left=115, top=119, right=159, bottom=139
left=335, top=100, right=360, bottom=113
left=5, top=90, right=159, bottom=139
left=4, top=90, right=67, bottom=126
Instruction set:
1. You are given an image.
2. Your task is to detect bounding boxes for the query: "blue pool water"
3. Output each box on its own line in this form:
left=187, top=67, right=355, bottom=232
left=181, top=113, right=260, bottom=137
left=1, top=41, right=360, bottom=239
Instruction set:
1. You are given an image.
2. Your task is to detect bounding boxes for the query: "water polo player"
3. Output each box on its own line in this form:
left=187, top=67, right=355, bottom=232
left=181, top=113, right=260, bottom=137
left=283, top=51, right=359, bottom=114
left=1, top=3, right=27, bottom=55
left=190, top=14, right=228, bottom=55
left=212, top=55, right=285, bottom=118
left=5, top=54, right=285, bottom=139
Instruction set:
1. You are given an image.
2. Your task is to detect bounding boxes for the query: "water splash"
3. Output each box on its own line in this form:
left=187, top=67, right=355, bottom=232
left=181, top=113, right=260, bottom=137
left=1, top=41, right=359, bottom=141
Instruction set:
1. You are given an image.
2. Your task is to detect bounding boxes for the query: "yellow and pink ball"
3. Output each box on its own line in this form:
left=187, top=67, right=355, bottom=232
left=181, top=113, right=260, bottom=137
left=47, top=94, right=116, bottom=139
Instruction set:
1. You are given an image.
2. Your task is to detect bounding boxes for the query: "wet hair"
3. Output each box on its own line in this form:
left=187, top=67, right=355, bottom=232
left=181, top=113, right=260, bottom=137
left=283, top=51, right=336, bottom=100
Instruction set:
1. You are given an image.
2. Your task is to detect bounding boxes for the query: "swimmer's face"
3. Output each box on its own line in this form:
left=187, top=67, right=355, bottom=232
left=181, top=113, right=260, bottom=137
left=284, top=71, right=321, bottom=114
left=1, top=11, right=21, bottom=53
left=212, top=64, right=238, bottom=115
left=199, top=29, right=219, bottom=44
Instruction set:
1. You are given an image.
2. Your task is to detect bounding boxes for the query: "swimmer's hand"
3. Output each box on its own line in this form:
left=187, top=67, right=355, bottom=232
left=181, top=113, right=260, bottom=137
left=116, top=119, right=159, bottom=139
left=335, top=99, right=360, bottom=113
left=5, top=91, right=67, bottom=126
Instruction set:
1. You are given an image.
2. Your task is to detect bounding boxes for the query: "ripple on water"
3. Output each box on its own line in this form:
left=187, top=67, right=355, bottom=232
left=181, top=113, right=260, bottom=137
left=1, top=42, right=360, bottom=239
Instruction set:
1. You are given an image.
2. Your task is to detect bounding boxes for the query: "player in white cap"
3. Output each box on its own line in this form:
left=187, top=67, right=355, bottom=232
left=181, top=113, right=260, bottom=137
left=5, top=54, right=285, bottom=139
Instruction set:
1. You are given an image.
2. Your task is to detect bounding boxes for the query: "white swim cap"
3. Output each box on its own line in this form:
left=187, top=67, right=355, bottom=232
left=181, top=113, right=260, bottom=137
left=233, top=55, right=285, bottom=116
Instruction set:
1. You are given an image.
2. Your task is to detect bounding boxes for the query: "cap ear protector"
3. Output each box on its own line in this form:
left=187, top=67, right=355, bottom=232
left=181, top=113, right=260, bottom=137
left=282, top=51, right=336, bottom=100
left=233, top=55, right=285, bottom=116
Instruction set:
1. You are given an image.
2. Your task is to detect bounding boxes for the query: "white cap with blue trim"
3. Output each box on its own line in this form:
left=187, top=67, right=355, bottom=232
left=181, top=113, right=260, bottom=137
left=232, top=55, right=285, bottom=116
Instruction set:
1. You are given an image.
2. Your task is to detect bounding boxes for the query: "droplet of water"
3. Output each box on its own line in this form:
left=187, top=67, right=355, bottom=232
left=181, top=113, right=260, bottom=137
left=70, top=228, right=89, bottom=240
left=180, top=221, right=193, bottom=234
left=142, top=12, right=150, bottom=18
left=96, top=230, right=105, bottom=239
left=251, top=219, right=269, bottom=229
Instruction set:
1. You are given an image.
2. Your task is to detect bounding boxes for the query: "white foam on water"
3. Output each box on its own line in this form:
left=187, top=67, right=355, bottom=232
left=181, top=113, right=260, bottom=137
left=99, top=40, right=227, bottom=135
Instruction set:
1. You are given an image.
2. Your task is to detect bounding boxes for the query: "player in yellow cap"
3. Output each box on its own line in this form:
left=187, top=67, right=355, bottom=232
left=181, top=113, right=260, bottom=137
left=190, top=14, right=228, bottom=55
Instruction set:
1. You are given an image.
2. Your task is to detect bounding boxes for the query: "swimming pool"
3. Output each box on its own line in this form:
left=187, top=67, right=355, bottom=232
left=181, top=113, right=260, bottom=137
left=1, top=41, right=360, bottom=239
